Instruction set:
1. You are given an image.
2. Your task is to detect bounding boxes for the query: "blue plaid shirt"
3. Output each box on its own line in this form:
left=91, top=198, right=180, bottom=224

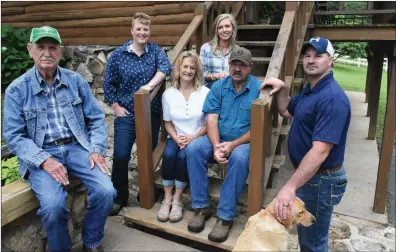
left=103, top=40, right=172, bottom=118
left=200, top=42, right=232, bottom=86
left=35, top=67, right=74, bottom=144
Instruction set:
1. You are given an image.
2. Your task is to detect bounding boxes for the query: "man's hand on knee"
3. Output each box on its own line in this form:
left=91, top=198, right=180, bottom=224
left=214, top=148, right=228, bottom=164
left=41, top=157, right=69, bottom=186
left=89, top=153, right=111, bottom=176
left=215, top=142, right=234, bottom=158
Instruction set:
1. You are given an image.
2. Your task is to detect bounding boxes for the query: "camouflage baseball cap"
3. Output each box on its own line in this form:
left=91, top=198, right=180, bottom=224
left=30, top=25, right=62, bottom=44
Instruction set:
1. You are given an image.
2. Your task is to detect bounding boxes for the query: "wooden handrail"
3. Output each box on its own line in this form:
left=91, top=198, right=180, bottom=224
left=248, top=1, right=314, bottom=217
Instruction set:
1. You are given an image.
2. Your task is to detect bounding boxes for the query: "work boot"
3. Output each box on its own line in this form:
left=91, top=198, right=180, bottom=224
left=208, top=217, right=233, bottom=243
left=109, top=203, right=122, bottom=216
left=187, top=207, right=212, bottom=233
left=83, top=244, right=104, bottom=252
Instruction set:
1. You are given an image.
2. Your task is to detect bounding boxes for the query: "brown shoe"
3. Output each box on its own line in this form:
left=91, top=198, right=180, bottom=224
left=187, top=207, right=212, bottom=233
left=208, top=217, right=233, bottom=243
left=83, top=244, right=104, bottom=252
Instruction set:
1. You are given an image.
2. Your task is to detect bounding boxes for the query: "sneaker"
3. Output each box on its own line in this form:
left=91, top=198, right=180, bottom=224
left=208, top=217, right=233, bottom=243
left=187, top=207, right=212, bottom=233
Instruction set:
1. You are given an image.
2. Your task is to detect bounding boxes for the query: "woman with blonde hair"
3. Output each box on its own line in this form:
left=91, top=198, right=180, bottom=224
left=157, top=51, right=210, bottom=222
left=200, top=13, right=238, bottom=88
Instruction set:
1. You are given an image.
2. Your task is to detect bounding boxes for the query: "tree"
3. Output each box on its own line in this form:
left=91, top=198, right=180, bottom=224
left=333, top=42, right=368, bottom=61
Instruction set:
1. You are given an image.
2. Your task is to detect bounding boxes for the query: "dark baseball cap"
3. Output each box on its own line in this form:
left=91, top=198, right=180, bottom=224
left=302, top=36, right=334, bottom=56
left=229, top=47, right=252, bottom=65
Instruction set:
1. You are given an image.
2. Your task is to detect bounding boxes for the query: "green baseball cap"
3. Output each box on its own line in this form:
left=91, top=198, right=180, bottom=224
left=30, top=25, right=62, bottom=44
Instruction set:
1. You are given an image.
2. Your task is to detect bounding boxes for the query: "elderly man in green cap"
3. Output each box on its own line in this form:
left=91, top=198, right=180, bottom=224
left=3, top=26, right=116, bottom=252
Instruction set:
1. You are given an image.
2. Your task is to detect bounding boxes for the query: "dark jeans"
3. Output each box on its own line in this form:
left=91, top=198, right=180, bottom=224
left=161, top=138, right=189, bottom=189
left=112, top=115, right=161, bottom=206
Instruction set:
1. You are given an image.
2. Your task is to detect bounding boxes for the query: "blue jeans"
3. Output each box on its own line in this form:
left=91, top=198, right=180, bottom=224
left=161, top=138, right=188, bottom=189
left=186, top=135, right=250, bottom=221
left=296, top=167, right=347, bottom=252
left=29, top=142, right=116, bottom=252
left=112, top=115, right=161, bottom=205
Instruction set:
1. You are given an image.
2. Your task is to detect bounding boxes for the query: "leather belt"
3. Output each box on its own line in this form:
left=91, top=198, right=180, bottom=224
left=46, top=136, right=76, bottom=146
left=293, top=163, right=343, bottom=174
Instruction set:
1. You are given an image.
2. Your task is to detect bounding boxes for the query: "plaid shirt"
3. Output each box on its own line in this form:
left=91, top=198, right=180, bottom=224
left=200, top=42, right=232, bottom=85
left=35, top=67, right=74, bottom=144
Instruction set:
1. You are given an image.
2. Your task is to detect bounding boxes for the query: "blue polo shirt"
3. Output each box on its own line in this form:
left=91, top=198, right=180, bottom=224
left=203, top=75, right=261, bottom=141
left=287, top=72, right=351, bottom=170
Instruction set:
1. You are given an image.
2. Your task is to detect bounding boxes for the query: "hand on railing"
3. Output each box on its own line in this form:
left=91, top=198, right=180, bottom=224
left=260, top=77, right=286, bottom=96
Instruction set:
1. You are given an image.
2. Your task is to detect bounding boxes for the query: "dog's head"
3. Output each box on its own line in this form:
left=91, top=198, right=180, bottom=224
left=267, top=197, right=316, bottom=230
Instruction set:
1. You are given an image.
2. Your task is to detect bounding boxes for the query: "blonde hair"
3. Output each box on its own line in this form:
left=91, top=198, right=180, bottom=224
left=132, top=12, right=151, bottom=28
left=210, top=14, right=237, bottom=56
left=171, top=51, right=203, bottom=90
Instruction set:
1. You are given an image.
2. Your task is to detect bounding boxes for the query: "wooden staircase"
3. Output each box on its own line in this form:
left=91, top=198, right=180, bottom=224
left=125, top=2, right=314, bottom=250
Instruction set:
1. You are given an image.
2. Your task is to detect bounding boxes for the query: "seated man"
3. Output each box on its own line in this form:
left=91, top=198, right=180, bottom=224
left=2, top=26, right=116, bottom=252
left=186, top=47, right=261, bottom=243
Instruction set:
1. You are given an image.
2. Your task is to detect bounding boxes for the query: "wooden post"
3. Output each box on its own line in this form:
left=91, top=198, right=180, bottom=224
left=373, top=53, right=396, bottom=213
left=367, top=49, right=385, bottom=139
left=248, top=103, right=270, bottom=216
left=195, top=3, right=206, bottom=55
left=134, top=91, right=155, bottom=209
left=365, top=52, right=373, bottom=103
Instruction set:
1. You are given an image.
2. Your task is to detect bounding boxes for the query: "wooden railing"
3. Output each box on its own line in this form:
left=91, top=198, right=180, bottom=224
left=247, top=2, right=314, bottom=217
left=134, top=2, right=245, bottom=209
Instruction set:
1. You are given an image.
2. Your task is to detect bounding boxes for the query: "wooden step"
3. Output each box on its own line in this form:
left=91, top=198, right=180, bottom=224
left=236, top=41, right=276, bottom=47
left=238, top=24, right=314, bottom=30
left=124, top=203, right=244, bottom=251
left=280, top=125, right=291, bottom=138
left=238, top=24, right=281, bottom=30
left=154, top=171, right=277, bottom=207
left=271, top=154, right=286, bottom=173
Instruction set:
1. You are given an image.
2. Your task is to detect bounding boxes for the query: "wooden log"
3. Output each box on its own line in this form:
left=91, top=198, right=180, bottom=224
left=373, top=55, right=396, bottom=214
left=2, top=7, right=25, bottom=16
left=4, top=13, right=194, bottom=28
left=134, top=90, right=155, bottom=209
left=62, top=36, right=182, bottom=46
left=57, top=24, right=188, bottom=38
left=1, top=1, right=52, bottom=8
left=2, top=3, right=196, bottom=23
left=24, top=1, right=173, bottom=13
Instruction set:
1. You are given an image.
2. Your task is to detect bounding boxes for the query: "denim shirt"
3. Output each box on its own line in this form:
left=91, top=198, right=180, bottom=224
left=3, top=65, right=108, bottom=179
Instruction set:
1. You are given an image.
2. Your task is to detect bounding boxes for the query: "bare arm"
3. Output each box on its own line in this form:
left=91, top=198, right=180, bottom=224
left=207, top=113, right=220, bottom=146
left=284, top=141, right=333, bottom=191
left=164, top=121, right=178, bottom=142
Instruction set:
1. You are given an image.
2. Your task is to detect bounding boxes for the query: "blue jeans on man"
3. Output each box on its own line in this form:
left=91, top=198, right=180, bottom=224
left=161, top=138, right=188, bottom=189
left=186, top=135, right=250, bottom=221
left=296, top=167, right=347, bottom=252
left=29, top=142, right=116, bottom=252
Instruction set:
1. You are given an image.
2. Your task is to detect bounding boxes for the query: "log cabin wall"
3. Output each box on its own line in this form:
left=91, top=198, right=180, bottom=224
left=1, top=1, right=202, bottom=46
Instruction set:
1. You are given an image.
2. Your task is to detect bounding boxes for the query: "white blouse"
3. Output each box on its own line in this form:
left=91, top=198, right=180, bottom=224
left=162, top=86, right=210, bottom=136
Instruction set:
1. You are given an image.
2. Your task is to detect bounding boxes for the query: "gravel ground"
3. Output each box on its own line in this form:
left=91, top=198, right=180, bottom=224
left=377, top=140, right=396, bottom=227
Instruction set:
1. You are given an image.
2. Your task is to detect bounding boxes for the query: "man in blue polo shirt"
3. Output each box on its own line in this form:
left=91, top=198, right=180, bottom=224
left=261, top=36, right=351, bottom=251
left=186, top=47, right=261, bottom=243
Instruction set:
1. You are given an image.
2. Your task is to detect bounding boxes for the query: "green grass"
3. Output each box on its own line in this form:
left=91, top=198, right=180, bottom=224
left=333, top=63, right=393, bottom=143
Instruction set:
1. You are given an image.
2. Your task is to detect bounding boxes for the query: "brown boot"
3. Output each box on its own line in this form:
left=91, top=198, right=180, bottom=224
left=208, top=217, right=233, bottom=243
left=187, top=207, right=212, bottom=233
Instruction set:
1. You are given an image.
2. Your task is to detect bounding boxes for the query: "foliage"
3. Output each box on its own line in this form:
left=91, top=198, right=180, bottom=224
left=1, top=25, right=34, bottom=89
left=1, top=156, right=20, bottom=185
left=333, top=42, right=368, bottom=60
left=259, top=2, right=277, bottom=19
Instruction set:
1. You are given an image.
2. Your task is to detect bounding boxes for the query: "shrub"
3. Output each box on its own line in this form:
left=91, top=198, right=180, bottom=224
left=1, top=25, right=34, bottom=90
left=1, top=156, right=20, bottom=185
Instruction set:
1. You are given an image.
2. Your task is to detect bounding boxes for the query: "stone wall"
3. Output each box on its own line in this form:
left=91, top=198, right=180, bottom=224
left=1, top=184, right=88, bottom=252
